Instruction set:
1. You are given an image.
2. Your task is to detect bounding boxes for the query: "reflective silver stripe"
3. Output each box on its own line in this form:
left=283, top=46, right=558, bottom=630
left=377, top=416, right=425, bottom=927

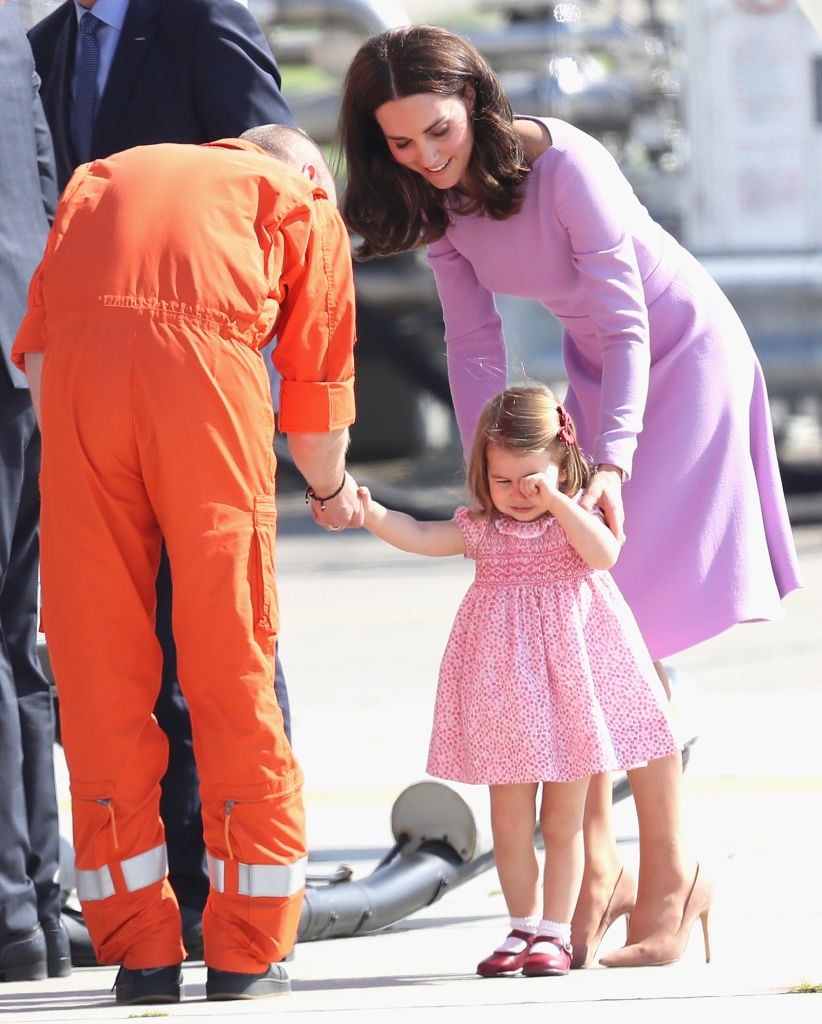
left=75, top=844, right=167, bottom=902
left=76, top=865, right=115, bottom=902
left=207, top=854, right=225, bottom=894
left=121, top=843, right=168, bottom=893
left=207, top=854, right=306, bottom=897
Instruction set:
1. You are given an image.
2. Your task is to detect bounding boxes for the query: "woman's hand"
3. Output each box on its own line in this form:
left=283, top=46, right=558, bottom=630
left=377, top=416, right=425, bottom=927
left=579, top=464, right=625, bottom=544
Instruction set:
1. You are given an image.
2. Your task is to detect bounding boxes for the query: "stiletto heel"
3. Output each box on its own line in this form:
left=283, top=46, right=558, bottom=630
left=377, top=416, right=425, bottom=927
left=599, top=864, right=713, bottom=968
left=571, top=867, right=637, bottom=969
left=699, top=905, right=711, bottom=964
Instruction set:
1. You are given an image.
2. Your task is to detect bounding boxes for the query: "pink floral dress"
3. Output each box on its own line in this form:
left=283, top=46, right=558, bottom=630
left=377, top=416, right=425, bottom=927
left=426, top=507, right=682, bottom=786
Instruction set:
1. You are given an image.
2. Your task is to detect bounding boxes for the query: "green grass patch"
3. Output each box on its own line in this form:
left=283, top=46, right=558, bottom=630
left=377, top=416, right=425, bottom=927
left=789, top=980, right=822, bottom=993
left=280, top=62, right=337, bottom=93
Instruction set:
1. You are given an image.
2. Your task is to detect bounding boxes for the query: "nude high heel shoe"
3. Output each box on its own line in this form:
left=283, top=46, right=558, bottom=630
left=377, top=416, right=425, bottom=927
left=598, top=864, right=713, bottom=968
left=571, top=866, right=637, bottom=969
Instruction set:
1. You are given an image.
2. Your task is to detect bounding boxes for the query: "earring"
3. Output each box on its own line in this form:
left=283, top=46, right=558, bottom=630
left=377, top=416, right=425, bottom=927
left=470, top=109, right=476, bottom=121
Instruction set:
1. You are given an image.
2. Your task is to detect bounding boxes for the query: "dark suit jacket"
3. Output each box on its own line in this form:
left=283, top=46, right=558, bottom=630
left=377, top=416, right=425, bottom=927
left=0, top=6, right=57, bottom=389
left=29, top=0, right=295, bottom=191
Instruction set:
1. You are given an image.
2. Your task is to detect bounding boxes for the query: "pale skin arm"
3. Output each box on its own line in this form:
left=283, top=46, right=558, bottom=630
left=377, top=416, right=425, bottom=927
left=358, top=487, right=465, bottom=557
left=522, top=472, right=621, bottom=570
left=578, top=464, right=625, bottom=545
left=24, top=353, right=44, bottom=426
left=286, top=428, right=364, bottom=530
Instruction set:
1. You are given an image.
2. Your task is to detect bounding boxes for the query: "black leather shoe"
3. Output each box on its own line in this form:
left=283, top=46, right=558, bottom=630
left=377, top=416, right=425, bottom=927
left=206, top=962, right=290, bottom=1000
left=41, top=918, right=72, bottom=977
left=0, top=926, right=47, bottom=983
left=114, top=964, right=183, bottom=1005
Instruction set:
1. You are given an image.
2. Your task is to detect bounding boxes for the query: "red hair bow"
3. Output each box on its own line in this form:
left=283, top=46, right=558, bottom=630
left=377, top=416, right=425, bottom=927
left=557, top=405, right=576, bottom=446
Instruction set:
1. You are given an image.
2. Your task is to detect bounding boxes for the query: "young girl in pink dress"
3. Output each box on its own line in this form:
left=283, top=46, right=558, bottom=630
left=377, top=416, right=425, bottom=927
left=359, top=385, right=685, bottom=977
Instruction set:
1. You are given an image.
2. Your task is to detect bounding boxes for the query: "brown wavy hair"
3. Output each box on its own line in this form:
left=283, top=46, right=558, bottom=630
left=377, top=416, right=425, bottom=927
left=466, top=385, right=593, bottom=518
left=337, top=24, right=530, bottom=259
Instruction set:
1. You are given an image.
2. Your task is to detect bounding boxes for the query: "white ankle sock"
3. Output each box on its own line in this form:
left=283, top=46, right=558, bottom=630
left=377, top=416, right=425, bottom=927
left=534, top=919, right=571, bottom=947
left=510, top=916, right=539, bottom=935
left=495, top=917, right=539, bottom=954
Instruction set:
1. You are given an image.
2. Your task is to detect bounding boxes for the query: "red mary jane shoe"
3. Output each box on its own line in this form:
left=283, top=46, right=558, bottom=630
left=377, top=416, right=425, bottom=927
left=476, top=930, right=535, bottom=977
left=522, top=936, right=572, bottom=977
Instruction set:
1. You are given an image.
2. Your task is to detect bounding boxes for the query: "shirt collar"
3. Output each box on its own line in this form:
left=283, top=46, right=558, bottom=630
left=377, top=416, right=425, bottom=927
left=73, top=0, right=129, bottom=32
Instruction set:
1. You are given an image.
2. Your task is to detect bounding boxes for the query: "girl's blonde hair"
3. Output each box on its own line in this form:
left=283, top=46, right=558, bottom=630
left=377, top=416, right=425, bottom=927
left=466, top=385, right=592, bottom=517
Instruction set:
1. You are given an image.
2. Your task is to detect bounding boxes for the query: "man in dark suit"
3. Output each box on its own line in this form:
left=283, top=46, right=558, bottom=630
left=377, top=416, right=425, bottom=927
left=0, top=1, right=69, bottom=984
left=28, top=0, right=297, bottom=965
left=30, top=0, right=294, bottom=189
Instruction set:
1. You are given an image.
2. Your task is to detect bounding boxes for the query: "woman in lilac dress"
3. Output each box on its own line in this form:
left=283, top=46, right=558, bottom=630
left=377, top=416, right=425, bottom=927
left=338, top=24, right=802, bottom=968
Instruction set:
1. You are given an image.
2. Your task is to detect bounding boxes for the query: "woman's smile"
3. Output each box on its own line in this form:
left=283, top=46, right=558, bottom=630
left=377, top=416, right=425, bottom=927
left=375, top=90, right=475, bottom=191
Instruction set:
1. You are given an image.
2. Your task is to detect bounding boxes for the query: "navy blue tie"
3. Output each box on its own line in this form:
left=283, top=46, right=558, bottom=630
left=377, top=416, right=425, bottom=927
left=71, top=12, right=101, bottom=163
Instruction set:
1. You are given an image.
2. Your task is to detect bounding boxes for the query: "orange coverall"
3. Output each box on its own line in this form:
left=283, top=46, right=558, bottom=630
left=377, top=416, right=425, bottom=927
left=12, top=140, right=356, bottom=972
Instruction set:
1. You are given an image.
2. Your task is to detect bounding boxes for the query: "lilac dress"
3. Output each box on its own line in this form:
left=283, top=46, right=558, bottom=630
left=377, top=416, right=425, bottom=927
left=427, top=117, right=802, bottom=660
left=426, top=507, right=681, bottom=786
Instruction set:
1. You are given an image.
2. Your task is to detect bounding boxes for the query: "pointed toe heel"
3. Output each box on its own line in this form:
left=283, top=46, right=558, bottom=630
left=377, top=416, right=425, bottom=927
left=599, top=864, right=713, bottom=968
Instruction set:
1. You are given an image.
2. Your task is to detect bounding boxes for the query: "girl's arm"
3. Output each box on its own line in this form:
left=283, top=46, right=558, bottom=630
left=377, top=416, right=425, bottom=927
left=552, top=491, right=621, bottom=569
left=358, top=487, right=466, bottom=557
left=524, top=475, right=621, bottom=569
left=551, top=491, right=621, bottom=569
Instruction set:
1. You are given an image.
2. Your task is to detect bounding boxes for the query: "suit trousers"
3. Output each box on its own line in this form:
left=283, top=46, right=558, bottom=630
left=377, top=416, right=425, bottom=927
left=0, top=374, right=62, bottom=939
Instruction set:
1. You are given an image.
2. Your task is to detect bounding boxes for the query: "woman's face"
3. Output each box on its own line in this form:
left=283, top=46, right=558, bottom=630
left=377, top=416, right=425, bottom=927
left=374, top=87, right=475, bottom=191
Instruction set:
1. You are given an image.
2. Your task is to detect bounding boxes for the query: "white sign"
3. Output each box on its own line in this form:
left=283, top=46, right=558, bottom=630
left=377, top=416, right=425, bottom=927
left=684, top=0, right=821, bottom=252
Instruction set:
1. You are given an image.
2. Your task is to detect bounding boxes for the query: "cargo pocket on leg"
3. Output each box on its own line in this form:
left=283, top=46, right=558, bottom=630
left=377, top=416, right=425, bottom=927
left=250, top=495, right=278, bottom=656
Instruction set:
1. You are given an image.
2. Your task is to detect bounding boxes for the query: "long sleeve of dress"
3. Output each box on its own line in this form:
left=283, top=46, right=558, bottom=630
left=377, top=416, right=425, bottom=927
left=549, top=135, right=652, bottom=475
left=427, top=235, right=507, bottom=457
left=427, top=118, right=658, bottom=475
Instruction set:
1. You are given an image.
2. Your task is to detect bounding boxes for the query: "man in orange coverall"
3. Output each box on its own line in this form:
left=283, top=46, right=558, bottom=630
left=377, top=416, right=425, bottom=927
left=12, top=124, right=363, bottom=1005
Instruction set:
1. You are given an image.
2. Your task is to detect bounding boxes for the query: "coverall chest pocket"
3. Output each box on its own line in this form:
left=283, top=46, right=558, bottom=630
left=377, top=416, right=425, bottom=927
left=251, top=494, right=278, bottom=654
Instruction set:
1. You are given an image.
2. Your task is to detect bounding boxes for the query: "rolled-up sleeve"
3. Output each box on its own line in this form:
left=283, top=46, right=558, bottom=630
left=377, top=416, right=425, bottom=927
left=272, top=196, right=357, bottom=434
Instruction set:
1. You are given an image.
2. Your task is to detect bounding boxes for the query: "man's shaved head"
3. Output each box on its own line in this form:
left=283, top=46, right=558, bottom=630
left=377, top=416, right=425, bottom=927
left=240, top=124, right=337, bottom=204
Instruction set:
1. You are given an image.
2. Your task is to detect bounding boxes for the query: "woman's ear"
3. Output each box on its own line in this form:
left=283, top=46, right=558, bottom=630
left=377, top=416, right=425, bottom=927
left=463, top=81, right=476, bottom=112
